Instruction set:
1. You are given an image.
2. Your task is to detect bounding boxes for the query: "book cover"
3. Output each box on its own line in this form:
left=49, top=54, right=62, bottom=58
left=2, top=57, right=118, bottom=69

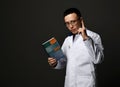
left=42, top=37, right=65, bottom=61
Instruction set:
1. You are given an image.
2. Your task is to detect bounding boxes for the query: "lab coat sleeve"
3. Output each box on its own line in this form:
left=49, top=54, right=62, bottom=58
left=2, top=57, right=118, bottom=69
left=84, top=35, right=104, bottom=64
left=54, top=57, right=66, bottom=69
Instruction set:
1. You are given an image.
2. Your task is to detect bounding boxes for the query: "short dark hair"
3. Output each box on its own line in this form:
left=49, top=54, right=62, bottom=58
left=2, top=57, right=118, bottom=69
left=63, top=8, right=82, bottom=19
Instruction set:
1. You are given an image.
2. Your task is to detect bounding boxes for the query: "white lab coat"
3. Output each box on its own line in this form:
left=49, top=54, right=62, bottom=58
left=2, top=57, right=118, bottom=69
left=55, top=29, right=104, bottom=87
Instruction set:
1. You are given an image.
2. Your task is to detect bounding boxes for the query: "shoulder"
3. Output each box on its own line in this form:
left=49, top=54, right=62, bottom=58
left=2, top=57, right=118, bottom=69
left=64, top=32, right=73, bottom=41
left=64, top=35, right=72, bottom=42
left=86, top=29, right=102, bottom=44
left=86, top=29, right=101, bottom=39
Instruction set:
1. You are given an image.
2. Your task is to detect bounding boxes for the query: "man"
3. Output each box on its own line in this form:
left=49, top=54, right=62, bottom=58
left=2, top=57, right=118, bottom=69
left=48, top=8, right=104, bottom=87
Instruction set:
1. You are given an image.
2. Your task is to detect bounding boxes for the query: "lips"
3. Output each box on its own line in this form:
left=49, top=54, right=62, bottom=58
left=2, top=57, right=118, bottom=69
left=70, top=29, right=78, bottom=34
left=71, top=28, right=76, bottom=32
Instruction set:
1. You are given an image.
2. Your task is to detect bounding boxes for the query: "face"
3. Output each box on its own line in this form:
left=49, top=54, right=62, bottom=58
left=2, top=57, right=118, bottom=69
left=64, top=13, right=82, bottom=34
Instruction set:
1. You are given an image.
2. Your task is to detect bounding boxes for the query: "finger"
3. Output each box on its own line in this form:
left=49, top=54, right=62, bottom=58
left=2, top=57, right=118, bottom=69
left=49, top=60, right=57, bottom=66
left=50, top=62, right=57, bottom=67
left=50, top=59, right=56, bottom=63
left=48, top=57, right=55, bottom=62
left=81, top=19, right=85, bottom=29
left=51, top=62, right=57, bottom=66
left=48, top=58, right=56, bottom=64
left=48, top=58, right=52, bottom=61
left=77, top=27, right=82, bottom=34
left=48, top=57, right=54, bottom=60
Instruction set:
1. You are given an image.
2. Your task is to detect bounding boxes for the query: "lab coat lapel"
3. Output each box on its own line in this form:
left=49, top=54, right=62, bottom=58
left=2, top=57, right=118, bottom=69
left=70, top=34, right=81, bottom=49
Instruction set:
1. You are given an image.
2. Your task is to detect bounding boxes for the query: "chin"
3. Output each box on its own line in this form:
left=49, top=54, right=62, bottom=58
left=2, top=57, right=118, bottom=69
left=72, top=31, right=77, bottom=34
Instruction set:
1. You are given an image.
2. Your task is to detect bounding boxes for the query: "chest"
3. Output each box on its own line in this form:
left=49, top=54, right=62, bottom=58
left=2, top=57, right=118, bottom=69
left=64, top=36, right=88, bottom=60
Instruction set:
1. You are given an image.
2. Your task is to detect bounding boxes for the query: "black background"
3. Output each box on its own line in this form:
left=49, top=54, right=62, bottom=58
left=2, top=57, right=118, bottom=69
left=1, top=0, right=120, bottom=87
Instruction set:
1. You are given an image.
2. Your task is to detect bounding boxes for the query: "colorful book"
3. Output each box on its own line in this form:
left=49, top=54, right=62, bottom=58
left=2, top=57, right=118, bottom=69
left=42, top=37, right=65, bottom=60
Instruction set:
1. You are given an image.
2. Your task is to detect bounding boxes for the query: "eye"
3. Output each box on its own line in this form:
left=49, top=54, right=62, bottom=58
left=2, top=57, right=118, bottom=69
left=65, top=22, right=69, bottom=25
left=71, top=20, right=76, bottom=24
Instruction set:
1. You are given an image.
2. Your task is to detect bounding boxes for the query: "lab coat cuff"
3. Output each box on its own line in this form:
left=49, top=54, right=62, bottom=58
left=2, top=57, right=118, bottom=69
left=83, top=36, right=92, bottom=44
left=83, top=36, right=95, bottom=49
left=54, top=61, right=61, bottom=69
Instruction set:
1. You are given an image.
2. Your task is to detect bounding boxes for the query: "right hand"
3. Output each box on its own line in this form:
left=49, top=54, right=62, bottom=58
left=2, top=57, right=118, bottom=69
left=48, top=57, right=57, bottom=67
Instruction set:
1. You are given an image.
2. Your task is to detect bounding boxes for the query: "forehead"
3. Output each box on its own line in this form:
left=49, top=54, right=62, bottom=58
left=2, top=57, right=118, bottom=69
left=64, top=13, right=78, bottom=22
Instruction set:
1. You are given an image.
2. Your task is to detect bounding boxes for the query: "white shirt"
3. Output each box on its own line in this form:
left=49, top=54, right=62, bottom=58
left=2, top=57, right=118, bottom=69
left=55, top=29, right=104, bottom=87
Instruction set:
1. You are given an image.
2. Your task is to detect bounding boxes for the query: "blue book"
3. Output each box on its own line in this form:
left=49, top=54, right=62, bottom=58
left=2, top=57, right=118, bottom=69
left=42, top=37, right=65, bottom=61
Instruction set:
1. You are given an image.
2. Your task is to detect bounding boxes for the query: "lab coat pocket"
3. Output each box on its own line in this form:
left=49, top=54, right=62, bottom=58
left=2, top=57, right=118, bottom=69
left=76, top=76, right=94, bottom=87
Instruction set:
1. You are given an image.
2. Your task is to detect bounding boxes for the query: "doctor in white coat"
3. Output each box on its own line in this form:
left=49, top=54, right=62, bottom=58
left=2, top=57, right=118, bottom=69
left=48, top=8, right=104, bottom=87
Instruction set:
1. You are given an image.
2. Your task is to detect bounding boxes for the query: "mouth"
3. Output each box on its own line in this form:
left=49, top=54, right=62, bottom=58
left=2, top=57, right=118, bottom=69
left=71, top=28, right=77, bottom=32
left=71, top=29, right=77, bottom=34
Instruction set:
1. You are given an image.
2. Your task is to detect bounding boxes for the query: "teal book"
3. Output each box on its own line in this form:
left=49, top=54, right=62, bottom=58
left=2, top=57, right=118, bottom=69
left=42, top=37, right=65, bottom=60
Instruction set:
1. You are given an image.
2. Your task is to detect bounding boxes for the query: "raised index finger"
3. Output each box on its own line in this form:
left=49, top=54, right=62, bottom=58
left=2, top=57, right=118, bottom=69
left=81, top=19, right=85, bottom=29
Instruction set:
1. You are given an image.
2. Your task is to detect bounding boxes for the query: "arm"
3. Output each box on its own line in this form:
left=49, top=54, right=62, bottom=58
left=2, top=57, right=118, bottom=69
left=84, top=35, right=104, bottom=64
left=77, top=19, right=104, bottom=64
left=48, top=56, right=67, bottom=69
left=54, top=40, right=67, bottom=69
left=48, top=39, right=67, bottom=69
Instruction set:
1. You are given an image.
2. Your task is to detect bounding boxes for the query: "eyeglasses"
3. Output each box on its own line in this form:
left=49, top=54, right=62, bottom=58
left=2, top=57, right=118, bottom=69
left=65, top=19, right=79, bottom=27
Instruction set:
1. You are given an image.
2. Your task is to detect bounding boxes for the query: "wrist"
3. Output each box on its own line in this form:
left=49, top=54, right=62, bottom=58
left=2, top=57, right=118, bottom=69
left=83, top=36, right=89, bottom=41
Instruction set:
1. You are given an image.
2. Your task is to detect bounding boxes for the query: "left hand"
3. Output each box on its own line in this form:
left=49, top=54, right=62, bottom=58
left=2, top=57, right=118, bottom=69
left=77, top=19, right=88, bottom=41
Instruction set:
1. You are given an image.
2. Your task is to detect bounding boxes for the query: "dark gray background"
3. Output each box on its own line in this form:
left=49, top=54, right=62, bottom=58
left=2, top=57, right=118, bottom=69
left=1, top=0, right=120, bottom=87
